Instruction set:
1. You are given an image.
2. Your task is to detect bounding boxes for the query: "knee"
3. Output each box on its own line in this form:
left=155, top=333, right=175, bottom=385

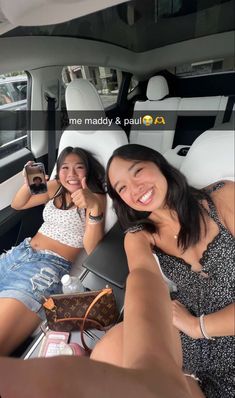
left=90, top=338, right=105, bottom=361
left=91, top=322, right=123, bottom=366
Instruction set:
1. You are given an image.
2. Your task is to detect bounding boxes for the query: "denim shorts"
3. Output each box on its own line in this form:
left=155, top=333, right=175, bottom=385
left=0, top=238, right=72, bottom=319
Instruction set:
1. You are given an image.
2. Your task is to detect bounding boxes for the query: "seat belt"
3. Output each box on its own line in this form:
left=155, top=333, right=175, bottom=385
left=46, top=95, right=57, bottom=175
left=222, top=96, right=235, bottom=124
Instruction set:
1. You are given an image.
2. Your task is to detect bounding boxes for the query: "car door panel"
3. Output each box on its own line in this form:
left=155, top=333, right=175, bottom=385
left=0, top=147, right=45, bottom=253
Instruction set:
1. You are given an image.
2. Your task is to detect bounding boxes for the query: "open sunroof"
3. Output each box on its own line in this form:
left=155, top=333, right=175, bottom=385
left=2, top=0, right=234, bottom=53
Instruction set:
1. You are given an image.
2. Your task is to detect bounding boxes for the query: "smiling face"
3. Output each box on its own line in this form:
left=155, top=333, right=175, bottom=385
left=33, top=176, right=42, bottom=185
left=108, top=157, right=168, bottom=212
left=58, top=153, right=86, bottom=193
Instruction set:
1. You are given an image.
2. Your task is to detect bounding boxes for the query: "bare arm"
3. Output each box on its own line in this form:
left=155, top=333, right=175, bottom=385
left=83, top=193, right=106, bottom=254
left=123, top=232, right=177, bottom=367
left=173, top=301, right=234, bottom=339
left=11, top=179, right=60, bottom=210
left=203, top=303, right=234, bottom=337
left=70, top=177, right=106, bottom=255
left=0, top=355, right=191, bottom=398
left=123, top=233, right=186, bottom=383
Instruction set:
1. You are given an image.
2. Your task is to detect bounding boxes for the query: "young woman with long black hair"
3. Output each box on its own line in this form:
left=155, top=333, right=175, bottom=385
left=0, top=146, right=106, bottom=355
left=91, top=144, right=234, bottom=398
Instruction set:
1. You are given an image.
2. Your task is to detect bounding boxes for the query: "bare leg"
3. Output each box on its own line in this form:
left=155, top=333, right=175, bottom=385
left=92, top=323, right=182, bottom=367
left=91, top=322, right=123, bottom=366
left=92, top=325, right=205, bottom=396
left=92, top=324, right=204, bottom=397
left=0, top=270, right=199, bottom=398
left=0, top=298, right=41, bottom=355
left=92, top=271, right=205, bottom=398
left=0, top=355, right=185, bottom=398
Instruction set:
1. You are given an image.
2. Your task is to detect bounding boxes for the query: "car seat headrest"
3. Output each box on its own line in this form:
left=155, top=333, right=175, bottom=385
left=65, top=78, right=105, bottom=115
left=146, top=76, right=169, bottom=101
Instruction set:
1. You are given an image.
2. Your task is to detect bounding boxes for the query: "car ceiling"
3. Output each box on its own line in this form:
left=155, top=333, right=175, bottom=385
left=0, top=0, right=127, bottom=34
left=2, top=0, right=234, bottom=53
left=0, top=0, right=234, bottom=78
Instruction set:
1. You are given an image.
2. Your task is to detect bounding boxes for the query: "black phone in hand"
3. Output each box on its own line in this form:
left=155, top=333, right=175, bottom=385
left=25, top=162, right=47, bottom=195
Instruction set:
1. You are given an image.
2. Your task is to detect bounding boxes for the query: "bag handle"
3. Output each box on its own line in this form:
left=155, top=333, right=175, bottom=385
left=80, top=287, right=112, bottom=352
left=43, top=288, right=113, bottom=353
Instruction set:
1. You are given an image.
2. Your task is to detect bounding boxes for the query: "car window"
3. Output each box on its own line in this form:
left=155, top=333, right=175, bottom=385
left=129, top=76, right=139, bottom=93
left=11, top=81, right=27, bottom=101
left=0, top=83, right=13, bottom=105
left=0, top=72, right=28, bottom=159
left=174, top=56, right=234, bottom=77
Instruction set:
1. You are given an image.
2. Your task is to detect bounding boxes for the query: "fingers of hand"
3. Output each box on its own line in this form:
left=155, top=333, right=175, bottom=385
left=81, top=176, right=87, bottom=189
left=23, top=160, right=34, bottom=171
left=71, top=187, right=84, bottom=201
left=72, top=188, right=96, bottom=209
left=22, top=161, right=34, bottom=178
left=71, top=191, right=86, bottom=208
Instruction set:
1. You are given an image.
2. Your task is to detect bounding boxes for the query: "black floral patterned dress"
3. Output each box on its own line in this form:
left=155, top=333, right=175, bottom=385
left=152, top=183, right=234, bottom=397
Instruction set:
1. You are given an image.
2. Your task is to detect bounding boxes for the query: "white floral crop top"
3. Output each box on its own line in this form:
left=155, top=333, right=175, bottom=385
left=38, top=199, right=86, bottom=248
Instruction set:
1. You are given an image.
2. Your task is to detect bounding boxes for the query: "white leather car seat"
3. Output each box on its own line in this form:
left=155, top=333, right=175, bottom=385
left=51, top=78, right=128, bottom=275
left=164, top=95, right=230, bottom=169
left=180, top=121, right=235, bottom=189
left=130, top=76, right=181, bottom=154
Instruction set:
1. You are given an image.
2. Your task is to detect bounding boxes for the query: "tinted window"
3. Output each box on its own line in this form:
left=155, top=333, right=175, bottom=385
left=175, top=56, right=235, bottom=77
left=0, top=73, right=28, bottom=159
left=3, top=0, right=234, bottom=52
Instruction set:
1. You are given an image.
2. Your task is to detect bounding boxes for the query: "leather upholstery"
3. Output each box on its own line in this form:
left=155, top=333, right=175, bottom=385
left=180, top=124, right=235, bottom=188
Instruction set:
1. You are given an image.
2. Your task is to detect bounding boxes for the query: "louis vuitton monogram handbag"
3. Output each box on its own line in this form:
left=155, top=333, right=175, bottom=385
left=43, top=287, right=119, bottom=351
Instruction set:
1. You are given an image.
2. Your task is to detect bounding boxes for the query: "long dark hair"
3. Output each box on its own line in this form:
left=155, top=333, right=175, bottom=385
left=55, top=146, right=105, bottom=209
left=106, top=144, right=209, bottom=251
